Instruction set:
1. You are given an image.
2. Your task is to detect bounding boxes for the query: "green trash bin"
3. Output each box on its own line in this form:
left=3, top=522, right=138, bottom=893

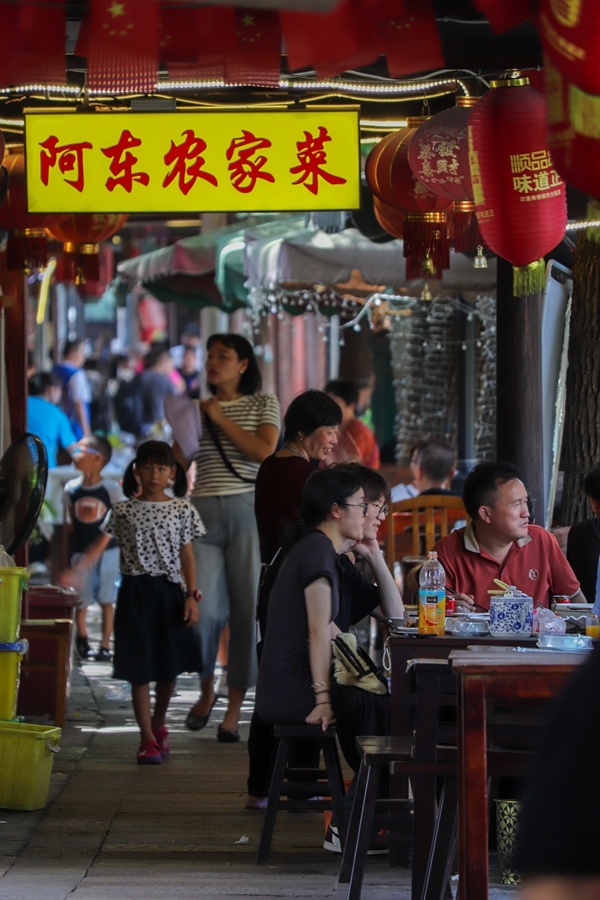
left=495, top=799, right=522, bottom=884
left=0, top=568, right=29, bottom=642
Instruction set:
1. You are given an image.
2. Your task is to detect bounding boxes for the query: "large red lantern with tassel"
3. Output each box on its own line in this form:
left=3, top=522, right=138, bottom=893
left=0, top=153, right=66, bottom=271
left=408, top=98, right=483, bottom=252
left=468, top=72, right=567, bottom=295
left=365, top=119, right=453, bottom=278
left=45, top=213, right=128, bottom=284
left=539, top=0, right=600, bottom=95
left=545, top=58, right=600, bottom=200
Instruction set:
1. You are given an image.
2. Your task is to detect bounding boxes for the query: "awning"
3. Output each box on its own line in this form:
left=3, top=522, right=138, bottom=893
left=244, top=227, right=497, bottom=294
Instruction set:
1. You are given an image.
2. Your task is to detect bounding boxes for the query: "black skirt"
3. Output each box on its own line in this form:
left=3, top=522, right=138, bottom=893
left=113, top=574, right=203, bottom=685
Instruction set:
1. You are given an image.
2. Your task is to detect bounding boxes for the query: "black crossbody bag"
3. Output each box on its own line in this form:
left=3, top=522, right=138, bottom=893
left=204, top=415, right=256, bottom=485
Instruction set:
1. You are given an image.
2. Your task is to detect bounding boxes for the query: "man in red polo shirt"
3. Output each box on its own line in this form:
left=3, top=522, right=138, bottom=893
left=433, top=460, right=582, bottom=611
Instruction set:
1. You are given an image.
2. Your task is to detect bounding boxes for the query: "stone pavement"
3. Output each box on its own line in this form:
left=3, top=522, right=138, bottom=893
left=0, top=614, right=519, bottom=900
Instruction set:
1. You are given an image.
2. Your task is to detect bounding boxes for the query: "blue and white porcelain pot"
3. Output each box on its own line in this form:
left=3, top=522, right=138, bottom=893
left=489, top=589, right=533, bottom=635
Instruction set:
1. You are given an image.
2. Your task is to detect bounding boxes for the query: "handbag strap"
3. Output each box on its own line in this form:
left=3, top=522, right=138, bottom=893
left=204, top=414, right=256, bottom=485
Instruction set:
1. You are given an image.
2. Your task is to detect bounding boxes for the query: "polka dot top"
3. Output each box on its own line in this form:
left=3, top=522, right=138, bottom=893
left=102, top=497, right=206, bottom=584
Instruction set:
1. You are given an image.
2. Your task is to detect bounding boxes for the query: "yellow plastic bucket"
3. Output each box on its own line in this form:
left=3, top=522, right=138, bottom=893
left=0, top=640, right=28, bottom=720
left=0, top=721, right=61, bottom=810
left=0, top=567, right=29, bottom=642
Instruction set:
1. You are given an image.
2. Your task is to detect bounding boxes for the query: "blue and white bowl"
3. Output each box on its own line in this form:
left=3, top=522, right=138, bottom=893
left=489, top=590, right=533, bottom=635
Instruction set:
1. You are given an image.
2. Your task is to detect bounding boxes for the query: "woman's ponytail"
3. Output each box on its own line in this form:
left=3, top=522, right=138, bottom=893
left=171, top=460, right=188, bottom=497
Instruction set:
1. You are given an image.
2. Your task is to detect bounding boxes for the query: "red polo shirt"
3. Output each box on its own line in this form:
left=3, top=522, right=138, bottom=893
left=433, top=523, right=580, bottom=609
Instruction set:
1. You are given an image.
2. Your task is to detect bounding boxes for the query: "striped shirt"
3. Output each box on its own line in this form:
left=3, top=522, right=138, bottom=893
left=191, top=393, right=281, bottom=498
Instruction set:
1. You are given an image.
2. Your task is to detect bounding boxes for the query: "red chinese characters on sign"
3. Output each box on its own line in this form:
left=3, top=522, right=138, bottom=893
left=290, top=126, right=347, bottom=195
left=163, top=129, right=218, bottom=194
left=226, top=128, right=275, bottom=194
left=101, top=130, right=150, bottom=193
left=39, top=136, right=93, bottom=193
left=226, top=131, right=275, bottom=194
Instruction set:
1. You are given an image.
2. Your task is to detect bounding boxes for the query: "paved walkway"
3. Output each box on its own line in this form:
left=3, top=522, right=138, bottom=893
left=0, top=615, right=519, bottom=900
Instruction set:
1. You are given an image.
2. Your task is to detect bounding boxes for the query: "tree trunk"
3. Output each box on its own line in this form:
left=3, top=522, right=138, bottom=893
left=561, top=237, right=600, bottom=525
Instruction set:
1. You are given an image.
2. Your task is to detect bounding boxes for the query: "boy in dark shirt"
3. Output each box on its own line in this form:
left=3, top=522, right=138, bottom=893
left=63, top=435, right=124, bottom=661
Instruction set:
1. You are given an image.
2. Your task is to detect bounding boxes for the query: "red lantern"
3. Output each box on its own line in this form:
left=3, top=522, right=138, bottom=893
left=373, top=196, right=404, bottom=240
left=539, top=0, right=600, bottom=95
left=0, top=153, right=65, bottom=271
left=408, top=98, right=483, bottom=252
left=545, top=58, right=600, bottom=200
left=46, top=213, right=128, bottom=283
left=468, top=72, right=567, bottom=296
left=365, top=119, right=453, bottom=278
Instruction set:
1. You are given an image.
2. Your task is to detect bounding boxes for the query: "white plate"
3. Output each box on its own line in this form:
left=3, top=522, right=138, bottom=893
left=536, top=633, right=593, bottom=652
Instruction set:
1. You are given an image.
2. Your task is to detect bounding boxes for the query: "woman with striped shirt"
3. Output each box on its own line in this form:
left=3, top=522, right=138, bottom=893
left=178, top=334, right=280, bottom=742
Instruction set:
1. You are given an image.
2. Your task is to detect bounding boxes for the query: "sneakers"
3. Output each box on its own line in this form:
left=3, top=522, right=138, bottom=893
left=76, top=635, right=92, bottom=660
left=94, top=646, right=112, bottom=662
left=323, top=824, right=389, bottom=856
left=137, top=740, right=162, bottom=765
left=152, top=726, right=170, bottom=759
left=323, top=824, right=342, bottom=853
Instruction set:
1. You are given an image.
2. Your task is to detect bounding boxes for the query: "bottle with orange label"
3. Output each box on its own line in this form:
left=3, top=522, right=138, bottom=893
left=418, top=551, right=446, bottom=636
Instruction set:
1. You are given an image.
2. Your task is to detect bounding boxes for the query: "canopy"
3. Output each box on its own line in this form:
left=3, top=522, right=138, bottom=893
left=243, top=227, right=497, bottom=295
left=116, top=215, right=302, bottom=310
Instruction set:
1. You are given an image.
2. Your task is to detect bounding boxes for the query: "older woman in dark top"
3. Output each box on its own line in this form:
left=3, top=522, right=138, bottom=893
left=254, top=389, right=342, bottom=565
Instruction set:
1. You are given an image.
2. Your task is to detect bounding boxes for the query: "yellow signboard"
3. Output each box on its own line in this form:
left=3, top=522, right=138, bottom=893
left=24, top=109, right=360, bottom=214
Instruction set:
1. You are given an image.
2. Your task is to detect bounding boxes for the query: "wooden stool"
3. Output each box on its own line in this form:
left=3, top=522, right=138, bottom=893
left=256, top=723, right=347, bottom=864
left=338, top=736, right=416, bottom=900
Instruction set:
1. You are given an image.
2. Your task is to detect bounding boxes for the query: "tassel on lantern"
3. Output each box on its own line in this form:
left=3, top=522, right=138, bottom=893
left=7, top=229, right=48, bottom=272
left=453, top=201, right=483, bottom=253
left=403, top=213, right=450, bottom=279
left=513, top=259, right=546, bottom=296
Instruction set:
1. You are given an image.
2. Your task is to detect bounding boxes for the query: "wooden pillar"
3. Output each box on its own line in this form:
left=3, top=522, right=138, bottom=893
left=0, top=253, right=27, bottom=442
left=495, top=256, right=544, bottom=512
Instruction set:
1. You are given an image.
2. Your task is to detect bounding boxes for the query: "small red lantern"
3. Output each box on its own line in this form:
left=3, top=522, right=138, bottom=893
left=0, top=153, right=65, bottom=271
left=46, top=213, right=128, bottom=283
left=365, top=120, right=453, bottom=278
left=409, top=98, right=483, bottom=252
left=545, top=58, right=600, bottom=200
left=468, top=72, right=567, bottom=295
left=539, top=0, right=600, bottom=95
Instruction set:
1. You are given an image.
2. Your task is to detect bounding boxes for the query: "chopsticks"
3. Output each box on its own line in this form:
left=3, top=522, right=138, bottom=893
left=446, top=587, right=488, bottom=614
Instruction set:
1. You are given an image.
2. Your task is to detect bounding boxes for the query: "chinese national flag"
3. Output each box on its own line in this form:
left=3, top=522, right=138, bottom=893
left=281, top=0, right=382, bottom=78
left=0, top=0, right=66, bottom=87
left=471, top=0, right=538, bottom=34
left=84, top=0, right=160, bottom=94
left=375, top=0, right=444, bottom=78
left=225, top=9, right=281, bottom=88
left=165, top=7, right=238, bottom=83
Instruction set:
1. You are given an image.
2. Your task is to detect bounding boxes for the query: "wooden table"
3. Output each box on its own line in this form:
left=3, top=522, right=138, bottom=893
left=450, top=648, right=588, bottom=900
left=388, top=633, right=536, bottom=897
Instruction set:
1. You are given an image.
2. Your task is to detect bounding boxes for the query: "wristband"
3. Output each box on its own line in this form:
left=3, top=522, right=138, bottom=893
left=185, top=589, right=202, bottom=602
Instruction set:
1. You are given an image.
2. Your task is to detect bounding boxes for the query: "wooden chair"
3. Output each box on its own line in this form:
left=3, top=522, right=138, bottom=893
left=384, top=494, right=469, bottom=575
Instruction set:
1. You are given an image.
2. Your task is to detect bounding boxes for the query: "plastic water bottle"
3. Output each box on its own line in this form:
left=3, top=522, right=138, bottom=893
left=418, top=551, right=446, bottom=636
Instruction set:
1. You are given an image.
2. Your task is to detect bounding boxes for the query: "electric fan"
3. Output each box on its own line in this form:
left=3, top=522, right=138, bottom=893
left=0, top=433, right=48, bottom=556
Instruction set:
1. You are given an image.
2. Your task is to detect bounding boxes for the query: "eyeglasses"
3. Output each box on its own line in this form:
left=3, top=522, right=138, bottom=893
left=369, top=501, right=389, bottom=517
left=72, top=446, right=101, bottom=457
left=343, top=502, right=369, bottom=516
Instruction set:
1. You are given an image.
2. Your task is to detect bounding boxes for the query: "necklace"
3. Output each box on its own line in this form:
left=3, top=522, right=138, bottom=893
left=283, top=443, right=307, bottom=461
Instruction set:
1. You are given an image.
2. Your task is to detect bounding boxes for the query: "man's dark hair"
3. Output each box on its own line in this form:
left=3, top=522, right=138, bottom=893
left=416, top=439, right=456, bottom=485
left=143, top=346, right=170, bottom=370
left=63, top=338, right=84, bottom=359
left=462, top=460, right=521, bottom=520
left=324, top=378, right=359, bottom=407
left=283, top=390, right=342, bottom=442
left=584, top=466, right=600, bottom=504
left=28, top=371, right=59, bottom=396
